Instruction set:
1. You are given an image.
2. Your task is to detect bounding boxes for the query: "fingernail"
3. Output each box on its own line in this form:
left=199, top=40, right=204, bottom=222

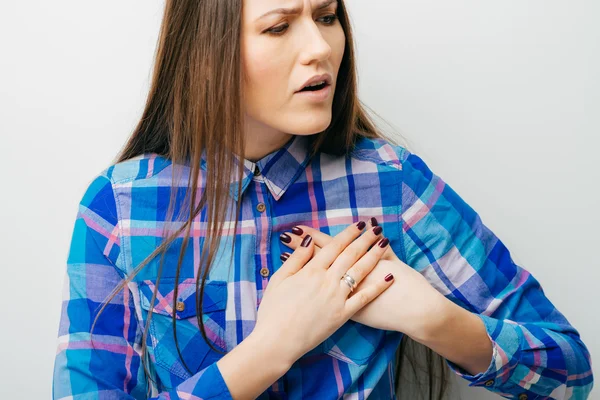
left=301, top=234, right=312, bottom=247
left=370, top=217, right=379, bottom=227
left=378, top=237, right=389, bottom=248
left=356, top=221, right=366, bottom=230
left=280, top=252, right=291, bottom=262
left=373, top=226, right=383, bottom=235
left=384, top=273, right=394, bottom=282
left=291, top=226, right=303, bottom=236
left=279, top=233, right=291, bottom=244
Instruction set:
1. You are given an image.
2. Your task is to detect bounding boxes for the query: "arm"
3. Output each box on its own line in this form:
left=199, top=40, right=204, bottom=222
left=53, top=174, right=291, bottom=399
left=217, top=330, right=293, bottom=399
left=412, top=295, right=495, bottom=376
left=397, top=149, right=594, bottom=399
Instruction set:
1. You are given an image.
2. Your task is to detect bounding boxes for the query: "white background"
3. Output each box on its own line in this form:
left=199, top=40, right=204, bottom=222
left=0, top=1, right=598, bottom=398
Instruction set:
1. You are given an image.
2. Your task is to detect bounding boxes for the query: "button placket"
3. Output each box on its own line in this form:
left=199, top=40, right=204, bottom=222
left=252, top=179, right=273, bottom=308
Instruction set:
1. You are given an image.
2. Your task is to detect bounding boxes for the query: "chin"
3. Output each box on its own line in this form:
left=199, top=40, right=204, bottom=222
left=284, top=112, right=333, bottom=135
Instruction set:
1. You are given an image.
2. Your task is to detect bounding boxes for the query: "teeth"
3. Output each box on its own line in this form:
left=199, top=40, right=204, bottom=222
left=306, top=80, right=325, bottom=88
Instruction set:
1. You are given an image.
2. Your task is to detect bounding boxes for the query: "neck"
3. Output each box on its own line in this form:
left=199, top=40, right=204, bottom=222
left=242, top=117, right=293, bottom=162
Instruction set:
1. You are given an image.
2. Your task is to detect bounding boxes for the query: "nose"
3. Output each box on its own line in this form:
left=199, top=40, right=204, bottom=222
left=298, top=20, right=333, bottom=65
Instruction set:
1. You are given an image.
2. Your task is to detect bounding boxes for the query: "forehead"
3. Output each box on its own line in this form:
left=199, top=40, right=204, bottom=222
left=243, top=0, right=336, bottom=19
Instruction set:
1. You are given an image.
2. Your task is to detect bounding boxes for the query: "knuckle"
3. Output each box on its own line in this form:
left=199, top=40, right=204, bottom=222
left=331, top=309, right=344, bottom=323
left=348, top=264, right=364, bottom=281
left=306, top=264, right=322, bottom=278
left=298, top=244, right=311, bottom=255
left=346, top=245, right=361, bottom=260
left=357, top=292, right=370, bottom=307
left=327, top=240, right=345, bottom=255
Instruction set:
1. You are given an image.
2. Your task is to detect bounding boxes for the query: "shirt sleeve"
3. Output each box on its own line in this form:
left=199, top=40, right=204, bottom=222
left=52, top=173, right=233, bottom=400
left=397, top=149, right=594, bottom=399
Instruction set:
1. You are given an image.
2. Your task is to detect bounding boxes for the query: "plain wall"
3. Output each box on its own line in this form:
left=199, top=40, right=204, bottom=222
left=0, top=1, right=598, bottom=398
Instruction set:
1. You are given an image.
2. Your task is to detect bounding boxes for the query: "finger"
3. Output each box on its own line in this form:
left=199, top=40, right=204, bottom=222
left=327, top=224, right=383, bottom=278
left=282, top=225, right=331, bottom=251
left=344, top=272, right=395, bottom=317
left=304, top=221, right=367, bottom=271
left=279, top=248, right=321, bottom=262
left=284, top=218, right=381, bottom=252
left=269, top=234, right=315, bottom=288
left=368, top=217, right=379, bottom=228
left=337, top=236, right=390, bottom=296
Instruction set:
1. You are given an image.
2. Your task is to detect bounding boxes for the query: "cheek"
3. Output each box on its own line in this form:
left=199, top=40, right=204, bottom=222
left=330, top=27, right=346, bottom=69
left=244, top=41, right=284, bottom=87
left=244, top=45, right=289, bottom=101
left=246, top=60, right=278, bottom=91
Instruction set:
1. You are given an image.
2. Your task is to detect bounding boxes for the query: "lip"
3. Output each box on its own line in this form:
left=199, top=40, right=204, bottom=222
left=295, top=73, right=333, bottom=93
left=294, top=83, right=332, bottom=102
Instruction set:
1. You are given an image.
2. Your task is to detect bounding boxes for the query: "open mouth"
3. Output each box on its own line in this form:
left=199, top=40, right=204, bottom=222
left=298, top=82, right=330, bottom=92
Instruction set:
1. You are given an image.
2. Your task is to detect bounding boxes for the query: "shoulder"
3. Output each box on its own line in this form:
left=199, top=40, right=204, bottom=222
left=75, top=153, right=174, bottom=269
left=349, top=135, right=412, bottom=171
left=349, top=136, right=444, bottom=201
left=103, top=152, right=173, bottom=184
left=78, top=152, right=174, bottom=221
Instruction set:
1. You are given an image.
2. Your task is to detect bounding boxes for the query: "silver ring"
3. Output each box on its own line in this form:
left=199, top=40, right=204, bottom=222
left=341, top=273, right=357, bottom=292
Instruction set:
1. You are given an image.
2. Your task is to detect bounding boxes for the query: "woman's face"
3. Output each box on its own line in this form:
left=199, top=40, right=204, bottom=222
left=241, top=0, right=345, bottom=139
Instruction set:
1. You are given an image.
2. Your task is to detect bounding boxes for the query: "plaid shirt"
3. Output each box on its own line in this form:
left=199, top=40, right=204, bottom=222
left=53, top=134, right=593, bottom=399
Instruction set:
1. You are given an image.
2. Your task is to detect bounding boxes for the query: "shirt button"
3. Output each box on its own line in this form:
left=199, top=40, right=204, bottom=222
left=484, top=379, right=494, bottom=387
left=175, top=301, right=185, bottom=312
left=253, top=165, right=261, bottom=176
left=256, top=203, right=266, bottom=212
left=518, top=394, right=528, bottom=400
left=260, top=267, right=270, bottom=277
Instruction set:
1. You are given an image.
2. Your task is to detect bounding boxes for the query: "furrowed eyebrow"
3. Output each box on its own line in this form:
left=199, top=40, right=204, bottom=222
left=256, top=0, right=337, bottom=21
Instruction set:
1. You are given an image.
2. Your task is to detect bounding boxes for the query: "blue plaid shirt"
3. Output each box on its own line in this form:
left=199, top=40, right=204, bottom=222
left=53, top=134, right=593, bottom=399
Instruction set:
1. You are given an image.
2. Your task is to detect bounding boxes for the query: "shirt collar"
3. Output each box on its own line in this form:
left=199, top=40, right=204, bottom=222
left=200, top=134, right=314, bottom=202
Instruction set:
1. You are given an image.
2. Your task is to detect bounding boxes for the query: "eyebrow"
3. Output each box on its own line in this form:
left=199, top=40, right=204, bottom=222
left=256, top=0, right=338, bottom=21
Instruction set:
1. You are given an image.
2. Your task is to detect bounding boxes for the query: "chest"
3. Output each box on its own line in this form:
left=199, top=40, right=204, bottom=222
left=124, top=174, right=402, bottom=388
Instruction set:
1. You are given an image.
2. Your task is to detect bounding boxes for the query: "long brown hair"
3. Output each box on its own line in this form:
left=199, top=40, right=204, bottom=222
left=92, top=0, right=450, bottom=397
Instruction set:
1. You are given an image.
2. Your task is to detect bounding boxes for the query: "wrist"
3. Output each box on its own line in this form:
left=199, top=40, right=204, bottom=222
left=216, top=329, right=295, bottom=399
left=409, top=298, right=494, bottom=376
left=410, top=294, right=459, bottom=343
left=246, top=329, right=296, bottom=374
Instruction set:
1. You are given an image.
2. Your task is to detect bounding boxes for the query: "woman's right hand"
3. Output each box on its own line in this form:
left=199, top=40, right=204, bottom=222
left=252, top=221, right=395, bottom=365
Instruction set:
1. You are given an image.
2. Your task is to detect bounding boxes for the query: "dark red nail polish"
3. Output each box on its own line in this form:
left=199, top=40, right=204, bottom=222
left=291, top=226, right=303, bottom=235
left=370, top=217, right=379, bottom=227
left=301, top=235, right=312, bottom=247
left=378, top=237, right=389, bottom=248
left=384, top=273, right=394, bottom=282
left=373, top=226, right=383, bottom=235
left=280, top=252, right=290, bottom=262
left=356, top=221, right=366, bottom=230
left=279, top=233, right=291, bottom=244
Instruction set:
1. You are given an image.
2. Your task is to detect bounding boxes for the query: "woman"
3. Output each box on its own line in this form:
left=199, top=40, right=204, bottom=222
left=52, top=0, right=593, bottom=399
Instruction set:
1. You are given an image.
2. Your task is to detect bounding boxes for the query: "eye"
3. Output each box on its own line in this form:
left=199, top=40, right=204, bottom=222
left=267, top=23, right=289, bottom=36
left=265, top=13, right=339, bottom=37
left=319, top=14, right=338, bottom=25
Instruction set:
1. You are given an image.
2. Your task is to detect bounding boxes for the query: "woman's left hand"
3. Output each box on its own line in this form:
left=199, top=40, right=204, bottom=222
left=280, top=223, right=451, bottom=340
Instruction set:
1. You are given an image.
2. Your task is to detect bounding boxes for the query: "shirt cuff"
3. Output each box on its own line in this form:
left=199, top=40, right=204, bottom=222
left=445, top=314, right=521, bottom=389
left=174, top=362, right=234, bottom=399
